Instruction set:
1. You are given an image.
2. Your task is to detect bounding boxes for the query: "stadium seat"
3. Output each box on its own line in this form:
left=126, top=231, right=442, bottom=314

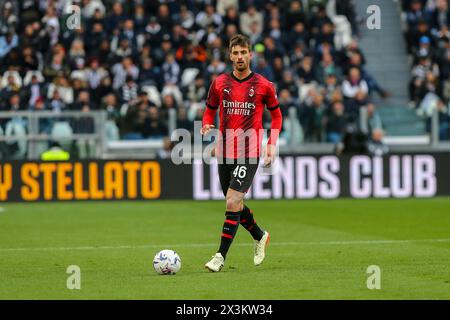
left=141, top=85, right=162, bottom=107
left=1, top=71, right=22, bottom=89
left=188, top=102, right=203, bottom=122
left=51, top=121, right=73, bottom=150
left=4, top=118, right=27, bottom=159
left=298, top=83, right=317, bottom=103
left=359, top=106, right=369, bottom=135
left=23, top=70, right=45, bottom=86
left=161, top=85, right=184, bottom=107
left=105, top=120, right=120, bottom=141
left=284, top=107, right=304, bottom=145
left=180, top=68, right=200, bottom=88
left=70, top=70, right=88, bottom=82
left=332, top=15, right=352, bottom=50
left=417, top=92, right=442, bottom=118
left=77, top=139, right=96, bottom=159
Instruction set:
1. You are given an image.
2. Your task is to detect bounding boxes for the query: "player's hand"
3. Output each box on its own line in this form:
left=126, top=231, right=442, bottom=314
left=263, top=144, right=276, bottom=167
left=200, top=124, right=215, bottom=135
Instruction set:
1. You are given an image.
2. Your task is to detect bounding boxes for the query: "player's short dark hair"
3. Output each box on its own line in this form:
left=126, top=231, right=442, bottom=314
left=229, top=34, right=251, bottom=52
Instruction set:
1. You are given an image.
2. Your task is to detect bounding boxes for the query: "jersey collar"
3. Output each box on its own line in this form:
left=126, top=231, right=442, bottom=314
left=230, top=71, right=255, bottom=83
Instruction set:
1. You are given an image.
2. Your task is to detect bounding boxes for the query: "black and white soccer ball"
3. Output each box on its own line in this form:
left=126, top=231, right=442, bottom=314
left=153, top=249, right=181, bottom=275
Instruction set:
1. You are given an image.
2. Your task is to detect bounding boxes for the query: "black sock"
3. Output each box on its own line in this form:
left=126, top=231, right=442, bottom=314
left=218, top=211, right=240, bottom=259
left=240, top=205, right=264, bottom=241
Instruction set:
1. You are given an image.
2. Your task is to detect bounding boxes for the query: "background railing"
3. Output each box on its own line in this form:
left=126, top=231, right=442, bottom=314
left=0, top=109, right=448, bottom=161
left=0, top=111, right=107, bottom=160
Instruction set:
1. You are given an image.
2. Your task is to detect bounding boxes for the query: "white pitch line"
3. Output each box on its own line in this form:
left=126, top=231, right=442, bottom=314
left=1, top=238, right=450, bottom=252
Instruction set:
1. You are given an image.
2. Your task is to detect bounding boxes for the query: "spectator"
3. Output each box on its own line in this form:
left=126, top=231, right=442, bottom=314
left=253, top=57, right=274, bottom=82
left=68, top=38, right=86, bottom=70
left=105, top=2, right=126, bottom=34
left=195, top=4, right=222, bottom=30
left=174, top=5, right=195, bottom=30
left=0, top=31, right=18, bottom=58
left=32, top=96, right=52, bottom=134
left=48, top=90, right=66, bottom=113
left=263, top=37, right=284, bottom=65
left=0, top=74, right=21, bottom=103
left=326, top=101, right=347, bottom=143
left=120, top=76, right=139, bottom=105
left=346, top=51, right=390, bottom=99
left=145, top=16, right=163, bottom=48
left=157, top=137, right=174, bottom=159
left=85, top=58, right=108, bottom=90
left=112, top=56, right=139, bottom=90
left=286, top=22, right=309, bottom=52
left=430, top=0, right=450, bottom=33
left=321, top=70, right=341, bottom=104
left=279, top=70, right=300, bottom=100
left=367, top=128, right=389, bottom=156
left=47, top=75, right=74, bottom=105
left=93, top=75, right=114, bottom=106
left=315, top=52, right=338, bottom=84
left=297, top=55, right=316, bottom=84
left=278, top=88, right=298, bottom=118
left=0, top=2, right=18, bottom=35
left=217, top=0, right=239, bottom=17
left=72, top=90, right=91, bottom=111
left=162, top=53, right=180, bottom=86
left=176, top=107, right=194, bottom=134
left=157, top=4, right=173, bottom=33
left=361, top=103, right=383, bottom=137
left=185, top=75, right=207, bottom=104
left=43, top=51, right=70, bottom=81
left=405, top=0, right=427, bottom=31
left=133, top=4, right=148, bottom=35
left=24, top=74, right=45, bottom=108
left=138, top=58, right=162, bottom=88
left=407, top=19, right=432, bottom=54
left=309, top=4, right=333, bottom=37
left=299, top=89, right=326, bottom=142
left=240, top=5, right=263, bottom=38
left=410, top=55, right=440, bottom=104
left=342, top=67, right=369, bottom=122
left=160, top=93, right=178, bottom=124
left=7, top=93, right=23, bottom=111
left=121, top=102, right=146, bottom=140
left=143, top=106, right=168, bottom=138
left=101, top=93, right=120, bottom=123
left=271, top=57, right=285, bottom=84
left=41, top=5, right=60, bottom=46
left=285, top=1, right=307, bottom=30
left=120, top=19, right=138, bottom=53
left=222, top=6, right=240, bottom=30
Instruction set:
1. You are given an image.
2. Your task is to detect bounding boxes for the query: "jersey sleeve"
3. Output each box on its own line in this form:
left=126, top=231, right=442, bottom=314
left=264, top=81, right=279, bottom=110
left=206, top=78, right=220, bottom=109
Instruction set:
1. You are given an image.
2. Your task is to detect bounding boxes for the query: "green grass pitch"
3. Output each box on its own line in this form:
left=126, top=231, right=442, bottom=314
left=0, top=198, right=449, bottom=299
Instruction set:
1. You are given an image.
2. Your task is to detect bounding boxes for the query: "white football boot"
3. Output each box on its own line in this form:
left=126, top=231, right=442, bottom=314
left=254, top=231, right=270, bottom=266
left=205, top=253, right=225, bottom=272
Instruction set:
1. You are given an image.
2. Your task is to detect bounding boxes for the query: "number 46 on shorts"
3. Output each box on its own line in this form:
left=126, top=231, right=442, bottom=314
left=233, top=166, right=247, bottom=179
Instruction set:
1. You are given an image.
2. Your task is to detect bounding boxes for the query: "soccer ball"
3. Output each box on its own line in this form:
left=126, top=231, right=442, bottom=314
left=153, top=249, right=181, bottom=275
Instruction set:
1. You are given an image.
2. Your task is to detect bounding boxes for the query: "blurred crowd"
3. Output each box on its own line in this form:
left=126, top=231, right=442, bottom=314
left=0, top=0, right=388, bottom=152
left=402, top=0, right=450, bottom=140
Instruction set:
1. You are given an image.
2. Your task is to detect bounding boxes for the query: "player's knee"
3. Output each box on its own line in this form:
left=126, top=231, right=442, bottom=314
left=226, top=193, right=243, bottom=211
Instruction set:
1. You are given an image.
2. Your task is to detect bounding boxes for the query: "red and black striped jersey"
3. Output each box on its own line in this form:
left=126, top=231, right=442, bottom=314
left=205, top=71, right=280, bottom=159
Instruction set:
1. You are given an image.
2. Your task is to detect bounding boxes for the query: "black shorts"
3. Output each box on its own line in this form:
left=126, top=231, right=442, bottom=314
left=218, top=158, right=259, bottom=195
